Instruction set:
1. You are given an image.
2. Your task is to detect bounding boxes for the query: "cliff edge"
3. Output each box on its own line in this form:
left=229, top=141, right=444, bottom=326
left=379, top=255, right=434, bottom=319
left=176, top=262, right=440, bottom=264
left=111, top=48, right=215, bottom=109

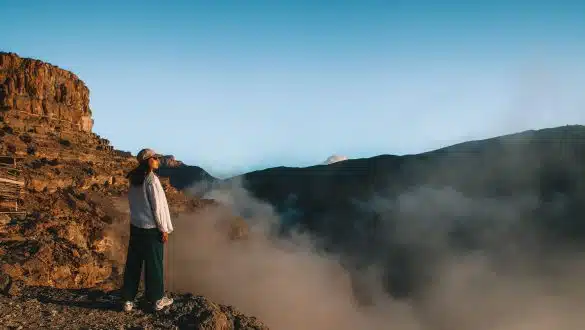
left=0, top=53, right=265, bottom=329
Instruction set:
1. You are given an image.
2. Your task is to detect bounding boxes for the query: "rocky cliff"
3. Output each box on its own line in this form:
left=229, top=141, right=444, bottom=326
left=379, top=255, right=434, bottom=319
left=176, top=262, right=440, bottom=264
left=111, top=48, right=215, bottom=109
left=0, top=52, right=93, bottom=134
left=0, top=53, right=113, bottom=159
left=0, top=53, right=263, bottom=329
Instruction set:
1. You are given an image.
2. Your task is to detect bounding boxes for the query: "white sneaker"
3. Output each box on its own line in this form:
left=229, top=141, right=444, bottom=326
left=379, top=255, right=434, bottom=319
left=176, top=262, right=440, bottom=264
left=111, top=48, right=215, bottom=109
left=154, top=296, right=173, bottom=311
left=123, top=301, right=134, bottom=312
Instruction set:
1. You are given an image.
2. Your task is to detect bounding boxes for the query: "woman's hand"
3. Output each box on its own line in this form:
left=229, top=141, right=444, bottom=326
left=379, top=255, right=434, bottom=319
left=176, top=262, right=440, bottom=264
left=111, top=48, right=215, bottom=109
left=161, top=231, right=169, bottom=244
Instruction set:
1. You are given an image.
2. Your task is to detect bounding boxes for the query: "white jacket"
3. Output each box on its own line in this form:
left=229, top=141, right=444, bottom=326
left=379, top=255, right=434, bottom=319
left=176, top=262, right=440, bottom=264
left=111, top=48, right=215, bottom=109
left=128, top=172, right=174, bottom=233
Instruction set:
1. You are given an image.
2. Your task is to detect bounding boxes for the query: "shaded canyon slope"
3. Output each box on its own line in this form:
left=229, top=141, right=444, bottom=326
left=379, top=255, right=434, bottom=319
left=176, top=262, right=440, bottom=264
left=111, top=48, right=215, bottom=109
left=156, top=155, right=218, bottom=193
left=155, top=123, right=585, bottom=298
left=217, top=125, right=585, bottom=298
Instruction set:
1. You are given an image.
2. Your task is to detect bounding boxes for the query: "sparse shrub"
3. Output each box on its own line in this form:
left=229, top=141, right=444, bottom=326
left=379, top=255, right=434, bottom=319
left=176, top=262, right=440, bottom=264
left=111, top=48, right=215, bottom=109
left=2, top=126, right=13, bottom=134
left=26, top=145, right=36, bottom=155
left=83, top=167, right=95, bottom=176
left=20, top=134, right=32, bottom=143
left=30, top=160, right=43, bottom=169
left=59, top=139, right=71, bottom=147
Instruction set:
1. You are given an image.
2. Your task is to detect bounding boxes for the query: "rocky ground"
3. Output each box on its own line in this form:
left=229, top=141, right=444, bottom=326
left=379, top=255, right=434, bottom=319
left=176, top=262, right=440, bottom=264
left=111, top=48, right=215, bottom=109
left=0, top=286, right=267, bottom=329
left=0, top=150, right=258, bottom=329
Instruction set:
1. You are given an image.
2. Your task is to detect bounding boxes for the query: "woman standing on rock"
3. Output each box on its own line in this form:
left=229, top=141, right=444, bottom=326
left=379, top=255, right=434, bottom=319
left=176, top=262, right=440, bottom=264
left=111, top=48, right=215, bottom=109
left=121, top=148, right=174, bottom=312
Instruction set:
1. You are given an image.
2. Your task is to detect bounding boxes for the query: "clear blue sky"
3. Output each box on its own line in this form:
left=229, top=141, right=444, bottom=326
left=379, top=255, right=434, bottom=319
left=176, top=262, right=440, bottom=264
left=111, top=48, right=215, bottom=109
left=2, top=0, right=585, bottom=177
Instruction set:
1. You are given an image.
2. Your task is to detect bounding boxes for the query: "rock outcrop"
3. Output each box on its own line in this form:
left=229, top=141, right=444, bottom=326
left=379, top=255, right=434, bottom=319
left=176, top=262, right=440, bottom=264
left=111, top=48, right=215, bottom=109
left=0, top=53, right=116, bottom=159
left=158, top=155, right=184, bottom=168
left=0, top=52, right=93, bottom=133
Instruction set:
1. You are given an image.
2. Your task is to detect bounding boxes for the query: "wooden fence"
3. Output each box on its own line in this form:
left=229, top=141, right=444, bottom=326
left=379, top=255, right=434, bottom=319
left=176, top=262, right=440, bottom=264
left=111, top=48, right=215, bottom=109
left=0, top=156, right=25, bottom=214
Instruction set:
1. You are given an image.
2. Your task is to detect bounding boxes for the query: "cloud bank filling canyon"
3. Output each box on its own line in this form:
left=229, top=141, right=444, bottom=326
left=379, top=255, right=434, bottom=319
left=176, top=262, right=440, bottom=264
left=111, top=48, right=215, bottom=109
left=130, top=179, right=585, bottom=330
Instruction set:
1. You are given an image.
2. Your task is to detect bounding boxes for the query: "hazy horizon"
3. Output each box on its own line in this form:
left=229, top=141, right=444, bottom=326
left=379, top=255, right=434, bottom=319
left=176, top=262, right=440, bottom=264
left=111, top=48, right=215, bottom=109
left=3, top=0, right=585, bottom=177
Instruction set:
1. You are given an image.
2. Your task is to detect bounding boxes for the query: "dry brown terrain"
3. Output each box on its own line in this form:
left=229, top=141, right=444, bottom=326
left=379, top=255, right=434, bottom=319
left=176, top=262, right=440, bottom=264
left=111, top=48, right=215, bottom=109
left=0, top=52, right=264, bottom=329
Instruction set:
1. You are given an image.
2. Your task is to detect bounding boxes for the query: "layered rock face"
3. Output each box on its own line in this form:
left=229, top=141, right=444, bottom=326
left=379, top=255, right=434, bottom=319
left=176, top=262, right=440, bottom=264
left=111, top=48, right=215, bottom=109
left=0, top=53, right=139, bottom=292
left=0, top=53, right=113, bottom=159
left=0, top=52, right=93, bottom=133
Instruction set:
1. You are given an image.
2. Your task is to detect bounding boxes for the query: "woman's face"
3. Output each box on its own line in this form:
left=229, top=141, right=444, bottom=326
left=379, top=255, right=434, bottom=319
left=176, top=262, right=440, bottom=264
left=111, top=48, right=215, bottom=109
left=147, top=156, right=160, bottom=170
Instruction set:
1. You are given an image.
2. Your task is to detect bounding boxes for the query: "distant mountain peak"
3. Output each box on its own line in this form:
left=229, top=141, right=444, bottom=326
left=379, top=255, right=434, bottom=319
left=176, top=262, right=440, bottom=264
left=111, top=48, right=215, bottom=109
left=323, top=154, right=348, bottom=165
left=158, top=154, right=184, bottom=168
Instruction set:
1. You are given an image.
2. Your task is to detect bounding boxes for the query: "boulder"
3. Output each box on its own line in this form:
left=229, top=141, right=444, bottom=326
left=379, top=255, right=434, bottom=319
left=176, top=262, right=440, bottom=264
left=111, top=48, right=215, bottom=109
left=175, top=295, right=269, bottom=330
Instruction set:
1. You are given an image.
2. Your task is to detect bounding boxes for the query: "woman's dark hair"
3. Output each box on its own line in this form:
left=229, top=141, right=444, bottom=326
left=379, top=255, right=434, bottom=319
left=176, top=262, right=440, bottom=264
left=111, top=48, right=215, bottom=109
left=126, top=161, right=152, bottom=186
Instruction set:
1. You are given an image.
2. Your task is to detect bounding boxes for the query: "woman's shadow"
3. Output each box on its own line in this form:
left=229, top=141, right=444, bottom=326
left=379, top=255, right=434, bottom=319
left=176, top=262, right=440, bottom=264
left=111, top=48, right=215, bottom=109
left=22, top=286, right=156, bottom=313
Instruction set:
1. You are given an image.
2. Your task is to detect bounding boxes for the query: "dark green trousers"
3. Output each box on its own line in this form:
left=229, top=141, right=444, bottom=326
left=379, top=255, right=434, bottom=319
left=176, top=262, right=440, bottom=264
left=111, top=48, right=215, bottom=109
left=121, top=225, right=165, bottom=302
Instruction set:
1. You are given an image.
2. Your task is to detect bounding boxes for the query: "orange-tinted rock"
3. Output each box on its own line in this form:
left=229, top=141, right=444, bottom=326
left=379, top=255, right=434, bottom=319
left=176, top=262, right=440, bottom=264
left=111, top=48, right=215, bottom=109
left=158, top=155, right=184, bottom=167
left=59, top=223, right=88, bottom=249
left=0, top=52, right=93, bottom=133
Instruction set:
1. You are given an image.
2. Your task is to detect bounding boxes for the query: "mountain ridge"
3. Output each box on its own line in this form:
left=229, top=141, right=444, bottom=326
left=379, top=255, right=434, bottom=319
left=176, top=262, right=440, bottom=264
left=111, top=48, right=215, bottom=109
left=154, top=124, right=585, bottom=189
left=208, top=123, right=585, bottom=299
